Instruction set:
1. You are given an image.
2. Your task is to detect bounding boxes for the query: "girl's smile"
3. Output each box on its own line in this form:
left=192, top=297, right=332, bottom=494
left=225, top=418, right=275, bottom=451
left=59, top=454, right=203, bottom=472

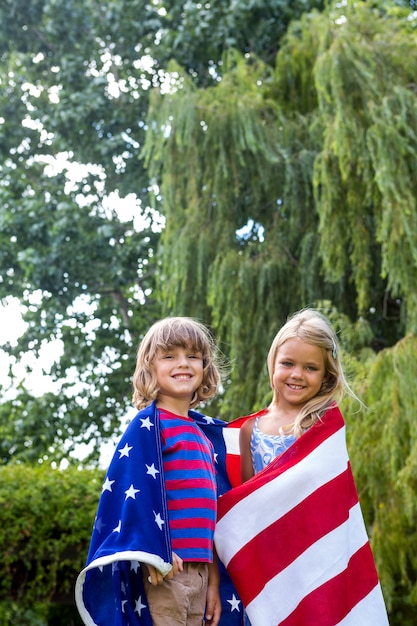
left=272, top=337, right=327, bottom=411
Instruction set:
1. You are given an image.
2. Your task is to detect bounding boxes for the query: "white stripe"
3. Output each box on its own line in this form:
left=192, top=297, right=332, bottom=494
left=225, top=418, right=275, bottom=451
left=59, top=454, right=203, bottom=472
left=82, top=550, right=171, bottom=576
left=215, top=427, right=348, bottom=566
left=335, top=584, right=389, bottom=625
left=222, top=426, right=240, bottom=455
left=246, top=503, right=369, bottom=625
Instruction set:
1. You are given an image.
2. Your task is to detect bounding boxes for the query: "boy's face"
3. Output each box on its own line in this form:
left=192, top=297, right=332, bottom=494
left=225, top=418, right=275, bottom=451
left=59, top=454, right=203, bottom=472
left=153, top=345, right=204, bottom=408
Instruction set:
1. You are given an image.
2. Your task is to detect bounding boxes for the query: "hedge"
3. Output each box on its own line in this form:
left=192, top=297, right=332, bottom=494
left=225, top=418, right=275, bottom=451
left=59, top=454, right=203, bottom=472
left=0, top=463, right=103, bottom=625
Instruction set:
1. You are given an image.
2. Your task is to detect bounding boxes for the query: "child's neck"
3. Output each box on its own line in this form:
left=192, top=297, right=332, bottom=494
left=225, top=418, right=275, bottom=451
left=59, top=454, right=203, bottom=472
left=268, top=400, right=300, bottom=425
left=156, top=397, right=191, bottom=417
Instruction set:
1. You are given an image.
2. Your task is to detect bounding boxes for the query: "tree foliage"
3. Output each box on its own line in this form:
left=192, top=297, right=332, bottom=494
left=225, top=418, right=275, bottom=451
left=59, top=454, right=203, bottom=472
left=144, top=1, right=417, bottom=416
left=0, top=167, right=160, bottom=463
left=343, top=334, right=417, bottom=623
left=0, top=0, right=329, bottom=463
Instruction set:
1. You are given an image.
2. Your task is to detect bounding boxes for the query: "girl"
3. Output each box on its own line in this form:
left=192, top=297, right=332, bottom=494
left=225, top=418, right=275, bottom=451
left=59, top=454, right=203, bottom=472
left=217, top=308, right=388, bottom=625
left=239, top=308, right=355, bottom=482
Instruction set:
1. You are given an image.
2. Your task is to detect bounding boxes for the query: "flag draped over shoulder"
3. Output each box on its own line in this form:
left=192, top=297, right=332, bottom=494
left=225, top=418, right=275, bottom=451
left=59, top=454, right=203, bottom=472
left=214, top=405, right=389, bottom=626
left=75, top=402, right=244, bottom=626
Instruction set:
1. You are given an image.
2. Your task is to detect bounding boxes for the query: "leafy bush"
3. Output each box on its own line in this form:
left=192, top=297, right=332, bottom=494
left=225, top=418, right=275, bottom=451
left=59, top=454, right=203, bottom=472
left=0, top=463, right=103, bottom=624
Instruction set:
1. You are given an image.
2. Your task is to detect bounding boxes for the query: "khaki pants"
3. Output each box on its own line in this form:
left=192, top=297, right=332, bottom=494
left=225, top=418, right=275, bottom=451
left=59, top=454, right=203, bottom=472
left=143, top=562, right=209, bottom=626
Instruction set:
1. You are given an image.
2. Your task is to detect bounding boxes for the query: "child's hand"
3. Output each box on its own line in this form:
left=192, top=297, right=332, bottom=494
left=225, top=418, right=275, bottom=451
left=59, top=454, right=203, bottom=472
left=145, top=563, right=164, bottom=585
left=145, top=552, right=183, bottom=585
left=164, top=551, right=184, bottom=581
left=172, top=551, right=184, bottom=576
left=206, top=552, right=221, bottom=624
left=205, top=582, right=221, bottom=625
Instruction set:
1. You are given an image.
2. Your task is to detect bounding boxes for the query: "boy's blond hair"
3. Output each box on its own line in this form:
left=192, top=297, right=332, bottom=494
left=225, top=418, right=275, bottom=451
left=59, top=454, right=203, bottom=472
left=132, top=317, right=222, bottom=410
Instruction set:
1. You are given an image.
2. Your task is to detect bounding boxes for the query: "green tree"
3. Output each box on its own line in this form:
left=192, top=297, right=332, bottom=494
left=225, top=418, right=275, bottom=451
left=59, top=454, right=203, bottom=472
left=0, top=0, right=329, bottom=463
left=344, top=334, right=417, bottom=622
left=0, top=163, right=160, bottom=464
left=143, top=1, right=417, bottom=416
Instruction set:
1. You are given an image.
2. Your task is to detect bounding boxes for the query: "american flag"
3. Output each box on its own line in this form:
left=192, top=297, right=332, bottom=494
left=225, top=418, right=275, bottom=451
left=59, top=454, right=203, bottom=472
left=214, top=405, right=389, bottom=626
left=75, top=401, right=244, bottom=626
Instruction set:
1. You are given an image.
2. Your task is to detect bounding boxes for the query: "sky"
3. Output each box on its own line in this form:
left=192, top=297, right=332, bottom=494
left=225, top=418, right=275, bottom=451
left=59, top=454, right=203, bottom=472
left=0, top=298, right=29, bottom=387
left=0, top=297, right=26, bottom=346
left=0, top=296, right=62, bottom=396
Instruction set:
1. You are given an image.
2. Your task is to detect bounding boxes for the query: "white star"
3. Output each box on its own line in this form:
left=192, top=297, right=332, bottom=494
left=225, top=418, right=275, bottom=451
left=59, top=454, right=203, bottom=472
left=125, top=484, right=140, bottom=500
left=118, top=443, right=133, bottom=458
left=140, top=416, right=154, bottom=430
left=134, top=595, right=147, bottom=616
left=153, top=511, right=165, bottom=530
left=130, top=560, right=140, bottom=573
left=113, top=520, right=122, bottom=533
left=204, top=416, right=215, bottom=424
left=102, top=477, right=115, bottom=493
left=146, top=463, right=159, bottom=479
left=227, top=594, right=241, bottom=612
left=121, top=600, right=127, bottom=613
left=214, top=452, right=219, bottom=464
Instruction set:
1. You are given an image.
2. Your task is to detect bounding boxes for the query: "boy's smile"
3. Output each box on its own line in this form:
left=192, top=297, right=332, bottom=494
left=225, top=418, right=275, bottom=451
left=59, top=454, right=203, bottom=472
left=172, top=373, right=193, bottom=380
left=153, top=345, right=204, bottom=414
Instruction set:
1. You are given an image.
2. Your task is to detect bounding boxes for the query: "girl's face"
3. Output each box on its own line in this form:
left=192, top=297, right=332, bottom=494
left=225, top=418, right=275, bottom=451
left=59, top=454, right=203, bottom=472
left=271, top=338, right=327, bottom=410
left=153, top=344, right=204, bottom=408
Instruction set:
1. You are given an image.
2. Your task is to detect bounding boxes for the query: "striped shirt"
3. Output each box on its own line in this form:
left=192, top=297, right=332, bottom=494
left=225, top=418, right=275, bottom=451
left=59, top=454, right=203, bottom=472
left=159, top=408, right=217, bottom=562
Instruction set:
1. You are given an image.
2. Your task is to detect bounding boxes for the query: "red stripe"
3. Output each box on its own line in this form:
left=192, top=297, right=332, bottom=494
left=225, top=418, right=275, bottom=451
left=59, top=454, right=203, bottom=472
left=228, top=467, right=357, bottom=605
left=172, top=538, right=212, bottom=549
left=224, top=413, right=266, bottom=488
left=225, top=453, right=241, bottom=488
left=164, top=459, right=214, bottom=471
left=280, top=543, right=379, bottom=625
left=165, top=478, right=216, bottom=491
left=169, top=498, right=217, bottom=510
left=162, top=424, right=210, bottom=439
left=170, top=518, right=216, bottom=529
left=218, top=406, right=344, bottom=520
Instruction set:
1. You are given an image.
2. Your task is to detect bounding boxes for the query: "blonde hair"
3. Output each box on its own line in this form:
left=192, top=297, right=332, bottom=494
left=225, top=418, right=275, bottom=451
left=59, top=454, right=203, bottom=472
left=132, top=317, right=222, bottom=410
left=267, top=308, right=356, bottom=436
